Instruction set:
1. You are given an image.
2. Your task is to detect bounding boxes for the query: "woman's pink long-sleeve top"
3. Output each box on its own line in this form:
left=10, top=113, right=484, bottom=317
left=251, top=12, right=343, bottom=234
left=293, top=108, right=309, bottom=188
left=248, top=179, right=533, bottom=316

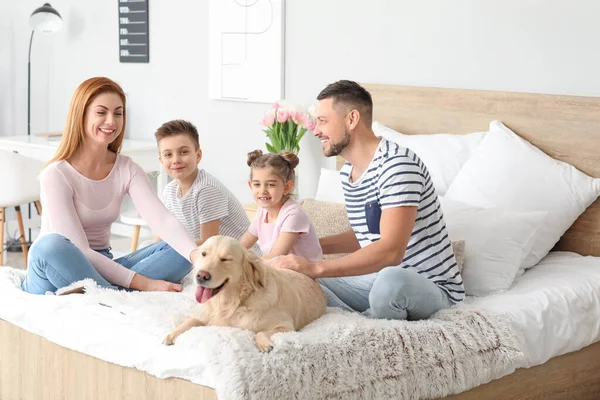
left=39, top=154, right=197, bottom=288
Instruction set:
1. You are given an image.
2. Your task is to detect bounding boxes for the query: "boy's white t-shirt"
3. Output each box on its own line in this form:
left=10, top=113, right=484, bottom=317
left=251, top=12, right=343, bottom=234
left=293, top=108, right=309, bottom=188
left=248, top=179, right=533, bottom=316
left=162, top=169, right=250, bottom=244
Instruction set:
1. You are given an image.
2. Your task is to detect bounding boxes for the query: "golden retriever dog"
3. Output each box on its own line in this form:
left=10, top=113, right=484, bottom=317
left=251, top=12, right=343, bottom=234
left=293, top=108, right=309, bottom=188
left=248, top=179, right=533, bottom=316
left=162, top=235, right=327, bottom=352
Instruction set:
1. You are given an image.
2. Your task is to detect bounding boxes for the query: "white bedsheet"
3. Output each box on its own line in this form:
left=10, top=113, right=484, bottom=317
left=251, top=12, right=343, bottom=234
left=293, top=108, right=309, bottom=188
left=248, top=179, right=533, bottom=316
left=468, top=251, right=600, bottom=367
left=0, top=250, right=599, bottom=390
left=0, top=271, right=217, bottom=388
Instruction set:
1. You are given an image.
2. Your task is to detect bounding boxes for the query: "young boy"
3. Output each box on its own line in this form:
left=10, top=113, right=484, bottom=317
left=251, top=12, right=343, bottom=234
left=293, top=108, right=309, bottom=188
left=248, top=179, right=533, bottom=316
left=154, top=119, right=252, bottom=249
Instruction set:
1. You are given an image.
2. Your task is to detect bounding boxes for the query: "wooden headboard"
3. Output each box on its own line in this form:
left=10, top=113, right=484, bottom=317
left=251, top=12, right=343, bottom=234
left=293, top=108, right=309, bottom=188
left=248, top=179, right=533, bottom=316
left=336, top=83, right=600, bottom=256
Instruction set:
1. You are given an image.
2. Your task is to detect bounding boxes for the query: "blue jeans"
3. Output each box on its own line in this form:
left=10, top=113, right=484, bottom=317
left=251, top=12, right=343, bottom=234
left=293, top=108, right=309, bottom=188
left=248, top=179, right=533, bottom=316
left=318, top=267, right=453, bottom=320
left=21, top=233, right=192, bottom=295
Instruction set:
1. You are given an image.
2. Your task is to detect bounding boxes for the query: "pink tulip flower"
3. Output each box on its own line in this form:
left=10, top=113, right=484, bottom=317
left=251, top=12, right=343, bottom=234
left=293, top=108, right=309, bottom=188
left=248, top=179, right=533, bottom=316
left=276, top=110, right=290, bottom=123
left=291, top=111, right=305, bottom=125
left=303, top=117, right=317, bottom=131
left=260, top=110, right=275, bottom=127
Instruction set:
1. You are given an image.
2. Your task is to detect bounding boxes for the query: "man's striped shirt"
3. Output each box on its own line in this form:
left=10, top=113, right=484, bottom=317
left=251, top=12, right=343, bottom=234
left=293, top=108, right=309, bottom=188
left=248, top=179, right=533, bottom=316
left=340, top=139, right=465, bottom=303
left=162, top=169, right=250, bottom=243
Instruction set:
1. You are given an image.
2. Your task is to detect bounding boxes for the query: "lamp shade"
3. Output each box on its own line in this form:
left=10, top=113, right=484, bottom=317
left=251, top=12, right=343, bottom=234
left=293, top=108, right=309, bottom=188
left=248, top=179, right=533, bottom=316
left=29, top=3, right=62, bottom=33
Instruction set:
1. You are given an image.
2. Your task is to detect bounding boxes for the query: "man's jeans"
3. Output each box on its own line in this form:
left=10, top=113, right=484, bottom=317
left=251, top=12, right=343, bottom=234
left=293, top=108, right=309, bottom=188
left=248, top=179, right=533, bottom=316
left=319, top=266, right=453, bottom=320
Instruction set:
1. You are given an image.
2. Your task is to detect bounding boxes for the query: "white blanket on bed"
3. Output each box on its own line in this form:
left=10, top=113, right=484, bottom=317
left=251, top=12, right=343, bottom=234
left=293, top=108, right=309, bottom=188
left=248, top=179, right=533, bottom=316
left=0, top=268, right=523, bottom=400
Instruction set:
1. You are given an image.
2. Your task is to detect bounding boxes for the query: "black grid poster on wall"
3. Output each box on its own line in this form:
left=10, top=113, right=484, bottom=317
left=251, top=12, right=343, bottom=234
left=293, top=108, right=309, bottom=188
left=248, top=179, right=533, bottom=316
left=118, top=0, right=149, bottom=63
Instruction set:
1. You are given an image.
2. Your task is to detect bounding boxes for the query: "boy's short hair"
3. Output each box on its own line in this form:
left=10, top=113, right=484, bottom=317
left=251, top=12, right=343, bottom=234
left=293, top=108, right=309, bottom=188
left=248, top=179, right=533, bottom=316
left=154, top=120, right=200, bottom=149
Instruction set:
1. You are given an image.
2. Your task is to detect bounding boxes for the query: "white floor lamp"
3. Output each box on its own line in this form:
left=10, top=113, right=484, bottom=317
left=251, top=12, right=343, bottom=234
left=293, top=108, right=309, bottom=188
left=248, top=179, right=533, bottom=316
left=28, top=3, right=62, bottom=136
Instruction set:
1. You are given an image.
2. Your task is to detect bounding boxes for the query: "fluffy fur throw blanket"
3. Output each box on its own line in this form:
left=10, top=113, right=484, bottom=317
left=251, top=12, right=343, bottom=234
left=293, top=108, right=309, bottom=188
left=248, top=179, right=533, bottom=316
left=198, top=305, right=523, bottom=400
left=0, top=269, right=523, bottom=400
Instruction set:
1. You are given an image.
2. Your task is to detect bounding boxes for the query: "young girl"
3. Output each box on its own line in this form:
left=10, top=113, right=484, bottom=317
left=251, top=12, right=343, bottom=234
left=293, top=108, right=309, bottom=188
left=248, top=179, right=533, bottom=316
left=240, top=150, right=323, bottom=262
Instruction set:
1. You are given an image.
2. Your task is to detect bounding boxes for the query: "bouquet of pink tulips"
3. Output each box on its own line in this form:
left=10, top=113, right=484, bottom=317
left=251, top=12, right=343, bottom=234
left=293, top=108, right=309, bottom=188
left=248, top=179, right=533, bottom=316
left=260, top=101, right=317, bottom=154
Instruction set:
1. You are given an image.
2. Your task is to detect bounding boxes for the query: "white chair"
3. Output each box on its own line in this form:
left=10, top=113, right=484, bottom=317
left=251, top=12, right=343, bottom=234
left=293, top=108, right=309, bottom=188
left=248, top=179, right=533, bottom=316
left=0, top=150, right=46, bottom=267
left=120, top=210, right=149, bottom=252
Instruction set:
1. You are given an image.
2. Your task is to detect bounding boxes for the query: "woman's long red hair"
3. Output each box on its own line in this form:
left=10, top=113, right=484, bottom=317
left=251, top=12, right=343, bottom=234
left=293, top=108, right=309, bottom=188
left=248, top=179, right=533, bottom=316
left=46, top=77, right=127, bottom=167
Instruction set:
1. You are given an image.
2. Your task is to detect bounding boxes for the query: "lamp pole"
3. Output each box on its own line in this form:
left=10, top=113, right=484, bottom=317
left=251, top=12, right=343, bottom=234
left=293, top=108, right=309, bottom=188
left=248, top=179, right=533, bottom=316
left=25, top=3, right=62, bottom=245
left=27, top=3, right=62, bottom=136
left=27, top=30, right=34, bottom=136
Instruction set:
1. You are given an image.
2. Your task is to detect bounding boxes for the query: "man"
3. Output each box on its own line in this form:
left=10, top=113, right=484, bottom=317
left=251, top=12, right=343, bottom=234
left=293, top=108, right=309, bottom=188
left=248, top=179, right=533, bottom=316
left=271, top=80, right=464, bottom=320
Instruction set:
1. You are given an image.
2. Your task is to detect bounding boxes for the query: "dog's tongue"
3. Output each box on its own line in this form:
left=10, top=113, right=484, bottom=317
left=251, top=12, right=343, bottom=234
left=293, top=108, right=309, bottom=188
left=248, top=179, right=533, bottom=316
left=195, top=286, right=213, bottom=304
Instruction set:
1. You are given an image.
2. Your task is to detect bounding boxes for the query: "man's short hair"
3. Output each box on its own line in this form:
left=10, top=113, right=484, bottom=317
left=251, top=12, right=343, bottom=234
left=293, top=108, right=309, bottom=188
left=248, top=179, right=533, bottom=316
left=154, top=119, right=200, bottom=149
left=316, top=80, right=373, bottom=126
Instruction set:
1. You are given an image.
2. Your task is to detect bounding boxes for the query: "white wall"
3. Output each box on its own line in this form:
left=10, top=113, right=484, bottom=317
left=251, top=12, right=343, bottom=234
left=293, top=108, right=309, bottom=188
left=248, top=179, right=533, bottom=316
left=0, top=0, right=15, bottom=136
left=2, top=0, right=600, bottom=203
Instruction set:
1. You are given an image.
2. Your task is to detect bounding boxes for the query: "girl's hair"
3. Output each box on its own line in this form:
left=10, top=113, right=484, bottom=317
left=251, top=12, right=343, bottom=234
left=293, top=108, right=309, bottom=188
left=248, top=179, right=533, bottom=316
left=46, top=77, right=127, bottom=167
left=247, top=150, right=299, bottom=184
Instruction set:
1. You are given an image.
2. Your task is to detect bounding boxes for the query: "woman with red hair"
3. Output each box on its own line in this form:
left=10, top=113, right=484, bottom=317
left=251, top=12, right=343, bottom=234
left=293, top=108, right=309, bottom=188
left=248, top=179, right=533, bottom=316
left=22, top=77, right=200, bottom=294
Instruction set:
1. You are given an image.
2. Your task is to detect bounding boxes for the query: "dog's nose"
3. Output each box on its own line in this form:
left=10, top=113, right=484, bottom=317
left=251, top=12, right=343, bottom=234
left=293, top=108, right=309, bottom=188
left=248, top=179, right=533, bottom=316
left=197, top=270, right=211, bottom=282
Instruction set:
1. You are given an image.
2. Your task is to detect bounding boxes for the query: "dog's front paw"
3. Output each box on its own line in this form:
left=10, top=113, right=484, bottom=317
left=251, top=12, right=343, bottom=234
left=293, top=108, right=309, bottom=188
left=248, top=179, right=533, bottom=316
left=255, top=332, right=274, bottom=353
left=162, top=332, right=177, bottom=346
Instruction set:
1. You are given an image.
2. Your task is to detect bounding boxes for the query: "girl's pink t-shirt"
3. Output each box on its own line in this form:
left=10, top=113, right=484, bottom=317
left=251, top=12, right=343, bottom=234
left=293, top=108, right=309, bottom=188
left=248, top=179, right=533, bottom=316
left=249, top=199, right=323, bottom=262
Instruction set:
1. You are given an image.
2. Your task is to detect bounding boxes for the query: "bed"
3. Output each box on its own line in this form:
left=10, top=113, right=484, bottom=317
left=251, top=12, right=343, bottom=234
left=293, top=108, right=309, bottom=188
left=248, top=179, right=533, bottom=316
left=2, top=84, right=600, bottom=399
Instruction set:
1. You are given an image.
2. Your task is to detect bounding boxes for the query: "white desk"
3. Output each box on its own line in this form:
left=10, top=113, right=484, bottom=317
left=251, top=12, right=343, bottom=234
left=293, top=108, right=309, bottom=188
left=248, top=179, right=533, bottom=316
left=0, top=135, right=169, bottom=195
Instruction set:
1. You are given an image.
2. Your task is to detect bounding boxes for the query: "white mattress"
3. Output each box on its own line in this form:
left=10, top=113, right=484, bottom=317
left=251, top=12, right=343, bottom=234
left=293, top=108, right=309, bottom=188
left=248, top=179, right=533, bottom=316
left=467, top=251, right=600, bottom=367
left=0, top=250, right=599, bottom=388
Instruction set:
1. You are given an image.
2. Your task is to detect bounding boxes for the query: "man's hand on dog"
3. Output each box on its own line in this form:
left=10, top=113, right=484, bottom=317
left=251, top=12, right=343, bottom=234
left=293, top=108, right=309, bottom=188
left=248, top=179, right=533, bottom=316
left=271, top=254, right=320, bottom=279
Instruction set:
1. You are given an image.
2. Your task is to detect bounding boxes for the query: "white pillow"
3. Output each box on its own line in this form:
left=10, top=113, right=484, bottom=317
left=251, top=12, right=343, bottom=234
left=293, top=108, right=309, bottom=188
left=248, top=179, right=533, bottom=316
left=372, top=121, right=486, bottom=195
left=315, top=168, right=345, bottom=204
left=445, top=120, right=600, bottom=269
left=440, top=197, right=547, bottom=296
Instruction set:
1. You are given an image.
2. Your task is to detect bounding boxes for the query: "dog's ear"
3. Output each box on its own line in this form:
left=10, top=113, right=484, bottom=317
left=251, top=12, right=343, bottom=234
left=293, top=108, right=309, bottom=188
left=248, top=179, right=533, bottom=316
left=242, top=249, right=266, bottom=289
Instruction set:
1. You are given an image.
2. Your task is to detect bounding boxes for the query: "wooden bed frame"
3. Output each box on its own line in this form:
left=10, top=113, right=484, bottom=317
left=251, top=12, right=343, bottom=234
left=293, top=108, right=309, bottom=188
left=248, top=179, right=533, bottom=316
left=2, top=84, right=600, bottom=399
